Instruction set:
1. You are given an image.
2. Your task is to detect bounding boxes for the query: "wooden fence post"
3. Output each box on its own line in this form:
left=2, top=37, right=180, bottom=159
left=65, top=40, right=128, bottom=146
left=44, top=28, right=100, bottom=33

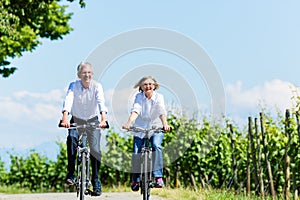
left=189, top=171, right=197, bottom=191
left=284, top=109, right=291, bottom=200
left=296, top=113, right=300, bottom=197
left=260, top=112, right=276, bottom=199
left=297, top=112, right=300, bottom=150
left=255, top=117, right=265, bottom=198
left=229, top=124, right=238, bottom=192
left=249, top=117, right=259, bottom=192
left=199, top=174, right=206, bottom=189
left=247, top=118, right=251, bottom=196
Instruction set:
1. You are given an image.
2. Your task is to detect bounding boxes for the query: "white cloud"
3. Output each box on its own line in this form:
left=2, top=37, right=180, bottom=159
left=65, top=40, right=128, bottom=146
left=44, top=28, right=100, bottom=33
left=13, top=89, right=64, bottom=103
left=0, top=89, right=67, bottom=149
left=0, top=89, right=64, bottom=122
left=226, top=79, right=300, bottom=117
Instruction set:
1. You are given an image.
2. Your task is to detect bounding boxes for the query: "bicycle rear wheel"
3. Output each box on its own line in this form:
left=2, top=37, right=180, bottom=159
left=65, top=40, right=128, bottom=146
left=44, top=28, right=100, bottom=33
left=80, top=153, right=86, bottom=200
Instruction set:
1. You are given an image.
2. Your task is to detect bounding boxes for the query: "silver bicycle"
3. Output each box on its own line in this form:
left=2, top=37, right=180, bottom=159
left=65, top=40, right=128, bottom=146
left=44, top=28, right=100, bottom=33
left=128, top=127, right=166, bottom=200
left=60, top=121, right=108, bottom=200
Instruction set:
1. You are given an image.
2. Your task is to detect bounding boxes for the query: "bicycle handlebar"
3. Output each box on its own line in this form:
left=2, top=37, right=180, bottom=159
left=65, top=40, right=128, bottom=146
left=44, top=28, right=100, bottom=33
left=127, top=126, right=167, bottom=133
left=58, top=120, right=109, bottom=129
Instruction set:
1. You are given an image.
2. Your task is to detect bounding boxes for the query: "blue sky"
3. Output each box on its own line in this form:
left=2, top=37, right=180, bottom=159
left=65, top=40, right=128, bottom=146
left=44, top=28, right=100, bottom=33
left=1, top=1, right=300, bottom=165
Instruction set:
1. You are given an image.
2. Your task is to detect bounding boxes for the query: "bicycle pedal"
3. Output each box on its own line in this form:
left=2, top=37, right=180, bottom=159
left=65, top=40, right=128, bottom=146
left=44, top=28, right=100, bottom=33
left=149, top=183, right=156, bottom=188
left=85, top=189, right=92, bottom=195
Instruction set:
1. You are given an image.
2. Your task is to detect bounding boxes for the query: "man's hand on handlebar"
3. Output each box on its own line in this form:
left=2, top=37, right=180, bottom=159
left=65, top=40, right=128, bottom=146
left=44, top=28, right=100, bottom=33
left=60, top=120, right=70, bottom=128
left=99, top=121, right=108, bottom=128
left=59, top=120, right=109, bottom=129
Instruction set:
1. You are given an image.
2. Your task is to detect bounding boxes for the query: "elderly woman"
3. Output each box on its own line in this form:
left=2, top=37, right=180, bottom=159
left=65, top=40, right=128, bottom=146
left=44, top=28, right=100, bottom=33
left=123, top=76, right=171, bottom=191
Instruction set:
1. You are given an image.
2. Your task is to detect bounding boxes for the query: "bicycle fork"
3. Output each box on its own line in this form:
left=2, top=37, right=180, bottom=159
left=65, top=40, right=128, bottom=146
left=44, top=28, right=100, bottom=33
left=84, top=149, right=91, bottom=194
left=141, top=148, right=153, bottom=198
left=76, top=147, right=91, bottom=196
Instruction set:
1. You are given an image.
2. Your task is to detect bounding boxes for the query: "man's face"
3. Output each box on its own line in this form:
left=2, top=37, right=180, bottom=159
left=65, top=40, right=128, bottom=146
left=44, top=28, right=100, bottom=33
left=78, top=66, right=93, bottom=84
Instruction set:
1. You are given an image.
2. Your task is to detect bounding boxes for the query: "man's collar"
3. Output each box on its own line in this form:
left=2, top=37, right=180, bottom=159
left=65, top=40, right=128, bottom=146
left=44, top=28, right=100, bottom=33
left=80, top=81, right=91, bottom=90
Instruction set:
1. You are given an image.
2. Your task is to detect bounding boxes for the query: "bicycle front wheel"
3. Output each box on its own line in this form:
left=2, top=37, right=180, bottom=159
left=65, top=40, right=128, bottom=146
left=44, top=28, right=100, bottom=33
left=142, top=151, right=150, bottom=200
left=80, top=153, right=86, bottom=200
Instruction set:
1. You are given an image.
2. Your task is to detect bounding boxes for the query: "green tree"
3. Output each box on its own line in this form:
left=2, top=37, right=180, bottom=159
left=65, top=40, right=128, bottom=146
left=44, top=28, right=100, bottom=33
left=0, top=0, right=85, bottom=78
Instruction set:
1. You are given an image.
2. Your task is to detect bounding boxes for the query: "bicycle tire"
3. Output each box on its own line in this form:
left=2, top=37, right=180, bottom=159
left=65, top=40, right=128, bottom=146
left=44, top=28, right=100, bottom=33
left=140, top=152, right=145, bottom=196
left=142, top=151, right=150, bottom=200
left=85, top=155, right=90, bottom=194
left=76, top=157, right=81, bottom=197
left=80, top=153, right=86, bottom=200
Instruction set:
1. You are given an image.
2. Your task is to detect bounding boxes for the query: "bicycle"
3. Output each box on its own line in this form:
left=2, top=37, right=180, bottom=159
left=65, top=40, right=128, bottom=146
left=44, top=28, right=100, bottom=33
left=59, top=120, right=108, bottom=200
left=127, top=126, right=166, bottom=200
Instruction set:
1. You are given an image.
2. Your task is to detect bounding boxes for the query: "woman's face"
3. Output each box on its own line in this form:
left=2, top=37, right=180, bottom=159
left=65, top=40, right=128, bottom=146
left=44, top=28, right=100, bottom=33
left=141, top=78, right=155, bottom=94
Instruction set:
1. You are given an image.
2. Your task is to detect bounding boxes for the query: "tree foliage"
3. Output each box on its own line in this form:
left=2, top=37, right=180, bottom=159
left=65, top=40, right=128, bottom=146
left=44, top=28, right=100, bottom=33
left=0, top=0, right=85, bottom=78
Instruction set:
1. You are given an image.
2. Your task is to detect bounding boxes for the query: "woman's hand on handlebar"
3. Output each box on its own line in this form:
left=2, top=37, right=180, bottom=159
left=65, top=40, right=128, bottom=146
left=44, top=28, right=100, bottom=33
left=163, top=124, right=171, bottom=132
left=122, top=123, right=130, bottom=130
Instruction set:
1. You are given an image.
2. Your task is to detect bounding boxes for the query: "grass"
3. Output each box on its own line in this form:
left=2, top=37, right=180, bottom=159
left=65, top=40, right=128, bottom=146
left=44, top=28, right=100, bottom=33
left=151, top=188, right=265, bottom=200
left=0, top=185, right=32, bottom=194
left=104, top=185, right=277, bottom=200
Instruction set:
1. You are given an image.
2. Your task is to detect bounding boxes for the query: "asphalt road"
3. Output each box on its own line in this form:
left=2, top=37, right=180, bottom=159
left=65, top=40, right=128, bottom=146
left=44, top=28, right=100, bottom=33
left=0, top=192, right=165, bottom=200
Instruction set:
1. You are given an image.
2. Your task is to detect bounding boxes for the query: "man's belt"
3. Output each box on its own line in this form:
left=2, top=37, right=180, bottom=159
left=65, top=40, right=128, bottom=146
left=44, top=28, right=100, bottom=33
left=71, top=116, right=98, bottom=125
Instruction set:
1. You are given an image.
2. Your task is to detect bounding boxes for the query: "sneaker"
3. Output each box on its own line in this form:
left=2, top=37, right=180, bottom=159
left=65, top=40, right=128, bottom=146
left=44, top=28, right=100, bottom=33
left=65, top=174, right=75, bottom=186
left=155, top=177, right=164, bottom=188
left=92, top=178, right=102, bottom=196
left=92, top=188, right=102, bottom=196
left=131, top=181, right=140, bottom=191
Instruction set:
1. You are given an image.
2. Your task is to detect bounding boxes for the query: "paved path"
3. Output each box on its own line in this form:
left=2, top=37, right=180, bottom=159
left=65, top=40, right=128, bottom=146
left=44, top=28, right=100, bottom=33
left=0, top=192, right=165, bottom=200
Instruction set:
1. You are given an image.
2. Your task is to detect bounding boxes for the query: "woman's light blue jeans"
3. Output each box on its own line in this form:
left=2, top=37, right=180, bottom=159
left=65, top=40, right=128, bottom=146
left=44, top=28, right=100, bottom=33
left=131, top=132, right=164, bottom=182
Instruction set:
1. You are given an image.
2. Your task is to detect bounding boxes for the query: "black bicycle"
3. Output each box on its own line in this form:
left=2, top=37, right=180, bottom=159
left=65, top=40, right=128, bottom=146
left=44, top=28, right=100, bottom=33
left=128, top=127, right=165, bottom=200
left=60, top=121, right=108, bottom=200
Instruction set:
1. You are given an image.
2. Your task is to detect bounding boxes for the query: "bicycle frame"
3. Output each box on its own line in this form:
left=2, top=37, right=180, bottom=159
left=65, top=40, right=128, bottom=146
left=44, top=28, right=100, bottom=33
left=129, top=127, right=164, bottom=200
left=67, top=123, right=98, bottom=200
left=59, top=119, right=109, bottom=200
left=76, top=128, right=91, bottom=199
